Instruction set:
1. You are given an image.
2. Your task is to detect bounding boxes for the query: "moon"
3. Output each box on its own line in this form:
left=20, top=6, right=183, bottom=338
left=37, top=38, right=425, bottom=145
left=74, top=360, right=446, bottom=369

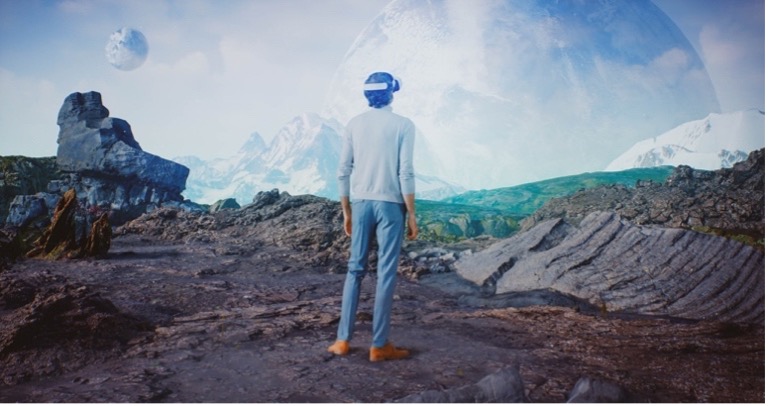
left=105, top=27, right=149, bottom=71
left=324, top=0, right=720, bottom=190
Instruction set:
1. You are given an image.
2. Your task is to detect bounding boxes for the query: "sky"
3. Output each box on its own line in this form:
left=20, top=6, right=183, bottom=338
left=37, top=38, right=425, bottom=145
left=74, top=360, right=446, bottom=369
left=0, top=0, right=764, bottom=162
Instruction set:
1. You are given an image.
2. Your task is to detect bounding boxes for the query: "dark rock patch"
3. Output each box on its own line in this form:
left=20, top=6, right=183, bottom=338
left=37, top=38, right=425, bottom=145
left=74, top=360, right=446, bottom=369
left=0, top=277, right=151, bottom=385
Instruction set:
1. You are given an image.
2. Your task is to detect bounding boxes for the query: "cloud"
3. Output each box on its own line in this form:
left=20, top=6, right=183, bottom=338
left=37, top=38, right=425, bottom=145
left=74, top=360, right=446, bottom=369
left=653, top=0, right=764, bottom=112
left=650, top=48, right=691, bottom=85
left=698, top=22, right=765, bottom=111
left=147, top=51, right=211, bottom=76
left=0, top=68, right=61, bottom=156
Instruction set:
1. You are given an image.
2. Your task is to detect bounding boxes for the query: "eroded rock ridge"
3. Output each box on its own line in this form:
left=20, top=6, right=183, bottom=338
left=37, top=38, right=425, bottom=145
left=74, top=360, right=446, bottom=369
left=456, top=211, right=763, bottom=324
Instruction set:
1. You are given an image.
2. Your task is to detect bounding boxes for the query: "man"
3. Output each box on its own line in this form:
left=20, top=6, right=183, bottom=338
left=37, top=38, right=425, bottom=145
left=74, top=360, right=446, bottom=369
left=328, top=71, right=418, bottom=362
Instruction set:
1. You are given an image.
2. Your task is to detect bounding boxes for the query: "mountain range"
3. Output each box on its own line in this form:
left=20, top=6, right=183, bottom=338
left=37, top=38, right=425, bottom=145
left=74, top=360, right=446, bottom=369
left=176, top=110, right=763, bottom=205
left=606, top=109, right=765, bottom=171
left=175, top=113, right=464, bottom=205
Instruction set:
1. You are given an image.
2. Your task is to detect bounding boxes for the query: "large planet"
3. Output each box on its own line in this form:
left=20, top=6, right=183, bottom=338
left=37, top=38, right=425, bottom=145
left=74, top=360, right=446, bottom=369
left=324, top=0, right=721, bottom=190
left=105, top=27, right=149, bottom=71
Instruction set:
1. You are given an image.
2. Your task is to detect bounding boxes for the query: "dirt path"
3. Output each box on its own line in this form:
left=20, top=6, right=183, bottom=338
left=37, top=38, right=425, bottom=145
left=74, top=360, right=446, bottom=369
left=0, top=234, right=763, bottom=402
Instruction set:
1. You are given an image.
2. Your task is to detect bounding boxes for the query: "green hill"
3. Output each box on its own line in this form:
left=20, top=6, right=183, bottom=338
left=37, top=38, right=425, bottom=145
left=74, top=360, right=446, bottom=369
left=442, top=167, right=674, bottom=216
left=414, top=199, right=520, bottom=242
left=412, top=167, right=674, bottom=242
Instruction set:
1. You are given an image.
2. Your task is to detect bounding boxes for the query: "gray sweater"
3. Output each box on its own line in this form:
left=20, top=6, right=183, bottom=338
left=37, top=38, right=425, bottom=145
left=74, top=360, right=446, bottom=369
left=337, top=106, right=416, bottom=203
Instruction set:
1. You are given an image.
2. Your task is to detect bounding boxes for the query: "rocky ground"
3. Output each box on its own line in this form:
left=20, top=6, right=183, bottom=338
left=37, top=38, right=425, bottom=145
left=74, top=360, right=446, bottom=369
left=0, top=191, right=764, bottom=402
left=522, top=149, right=765, bottom=248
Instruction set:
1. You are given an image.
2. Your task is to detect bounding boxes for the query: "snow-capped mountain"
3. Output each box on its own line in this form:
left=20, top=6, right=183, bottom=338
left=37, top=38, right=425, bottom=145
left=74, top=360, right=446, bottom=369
left=176, top=113, right=342, bottom=205
left=605, top=109, right=765, bottom=171
left=176, top=113, right=463, bottom=205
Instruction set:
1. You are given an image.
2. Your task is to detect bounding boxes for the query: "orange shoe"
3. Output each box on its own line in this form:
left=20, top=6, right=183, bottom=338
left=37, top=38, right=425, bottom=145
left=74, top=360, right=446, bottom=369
left=327, top=340, right=350, bottom=356
left=369, top=342, right=409, bottom=362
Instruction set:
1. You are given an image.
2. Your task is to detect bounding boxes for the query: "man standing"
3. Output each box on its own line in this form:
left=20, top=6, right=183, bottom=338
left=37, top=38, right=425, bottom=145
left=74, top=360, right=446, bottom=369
left=328, top=71, right=418, bottom=362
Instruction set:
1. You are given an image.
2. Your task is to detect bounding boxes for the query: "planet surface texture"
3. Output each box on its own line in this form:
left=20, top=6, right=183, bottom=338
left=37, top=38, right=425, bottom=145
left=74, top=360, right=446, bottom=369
left=324, top=0, right=720, bottom=189
left=105, top=27, right=149, bottom=71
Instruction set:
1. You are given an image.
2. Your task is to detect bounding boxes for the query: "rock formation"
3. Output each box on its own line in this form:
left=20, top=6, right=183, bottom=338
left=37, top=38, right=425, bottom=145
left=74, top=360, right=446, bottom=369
left=455, top=211, right=764, bottom=324
left=52, top=91, right=190, bottom=224
left=25, top=189, right=112, bottom=259
left=5, top=91, right=192, bottom=229
left=208, top=198, right=240, bottom=213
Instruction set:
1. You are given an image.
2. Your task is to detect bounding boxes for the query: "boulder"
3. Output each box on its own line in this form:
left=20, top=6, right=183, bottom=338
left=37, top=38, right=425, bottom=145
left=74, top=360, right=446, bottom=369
left=5, top=194, right=47, bottom=228
left=566, top=377, right=628, bottom=403
left=5, top=192, right=61, bottom=228
left=394, top=365, right=525, bottom=403
left=455, top=211, right=764, bottom=324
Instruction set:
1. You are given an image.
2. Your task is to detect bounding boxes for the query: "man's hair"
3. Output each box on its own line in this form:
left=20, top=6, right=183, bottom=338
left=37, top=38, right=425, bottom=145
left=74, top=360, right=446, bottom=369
left=364, top=72, right=400, bottom=108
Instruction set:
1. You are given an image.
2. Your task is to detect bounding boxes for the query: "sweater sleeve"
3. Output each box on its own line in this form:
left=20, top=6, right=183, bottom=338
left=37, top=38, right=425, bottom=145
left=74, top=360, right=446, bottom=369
left=337, top=126, right=354, bottom=197
left=398, top=119, right=416, bottom=195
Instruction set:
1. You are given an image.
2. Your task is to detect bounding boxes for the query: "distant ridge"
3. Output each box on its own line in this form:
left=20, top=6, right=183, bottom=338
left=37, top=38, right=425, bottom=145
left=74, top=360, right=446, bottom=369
left=442, top=167, right=673, bottom=216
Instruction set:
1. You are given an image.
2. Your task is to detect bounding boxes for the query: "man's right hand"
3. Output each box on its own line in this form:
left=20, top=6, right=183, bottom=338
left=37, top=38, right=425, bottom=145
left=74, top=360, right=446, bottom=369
left=403, top=194, right=418, bottom=240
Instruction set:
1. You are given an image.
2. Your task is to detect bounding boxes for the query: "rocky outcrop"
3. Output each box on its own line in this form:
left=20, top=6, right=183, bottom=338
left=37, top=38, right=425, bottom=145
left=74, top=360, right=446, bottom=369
left=53, top=91, right=189, bottom=224
left=116, top=189, right=349, bottom=267
left=26, top=189, right=112, bottom=259
left=521, top=149, right=765, bottom=247
left=55, top=92, right=188, bottom=194
left=0, top=156, right=61, bottom=225
left=208, top=198, right=240, bottom=213
left=455, top=211, right=764, bottom=324
left=5, top=91, right=191, bottom=229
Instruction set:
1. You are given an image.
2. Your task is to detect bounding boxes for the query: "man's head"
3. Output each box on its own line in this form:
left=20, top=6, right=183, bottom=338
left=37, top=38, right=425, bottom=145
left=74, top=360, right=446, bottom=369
left=364, top=72, right=400, bottom=108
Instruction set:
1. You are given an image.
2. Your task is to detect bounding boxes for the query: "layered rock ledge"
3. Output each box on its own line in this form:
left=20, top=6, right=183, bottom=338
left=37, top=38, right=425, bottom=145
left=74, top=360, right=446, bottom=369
left=455, top=211, right=764, bottom=324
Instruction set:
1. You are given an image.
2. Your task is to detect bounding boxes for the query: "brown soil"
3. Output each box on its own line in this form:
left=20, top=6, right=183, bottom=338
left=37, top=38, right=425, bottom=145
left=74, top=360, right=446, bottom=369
left=0, top=233, right=763, bottom=402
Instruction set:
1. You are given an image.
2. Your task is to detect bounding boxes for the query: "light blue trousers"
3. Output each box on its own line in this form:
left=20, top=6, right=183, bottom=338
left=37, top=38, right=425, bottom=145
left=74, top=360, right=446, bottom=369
left=336, top=200, right=405, bottom=348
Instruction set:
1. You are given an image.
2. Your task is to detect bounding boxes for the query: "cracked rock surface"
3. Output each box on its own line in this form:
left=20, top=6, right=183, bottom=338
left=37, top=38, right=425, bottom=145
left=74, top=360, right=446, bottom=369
left=455, top=211, right=764, bottom=324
